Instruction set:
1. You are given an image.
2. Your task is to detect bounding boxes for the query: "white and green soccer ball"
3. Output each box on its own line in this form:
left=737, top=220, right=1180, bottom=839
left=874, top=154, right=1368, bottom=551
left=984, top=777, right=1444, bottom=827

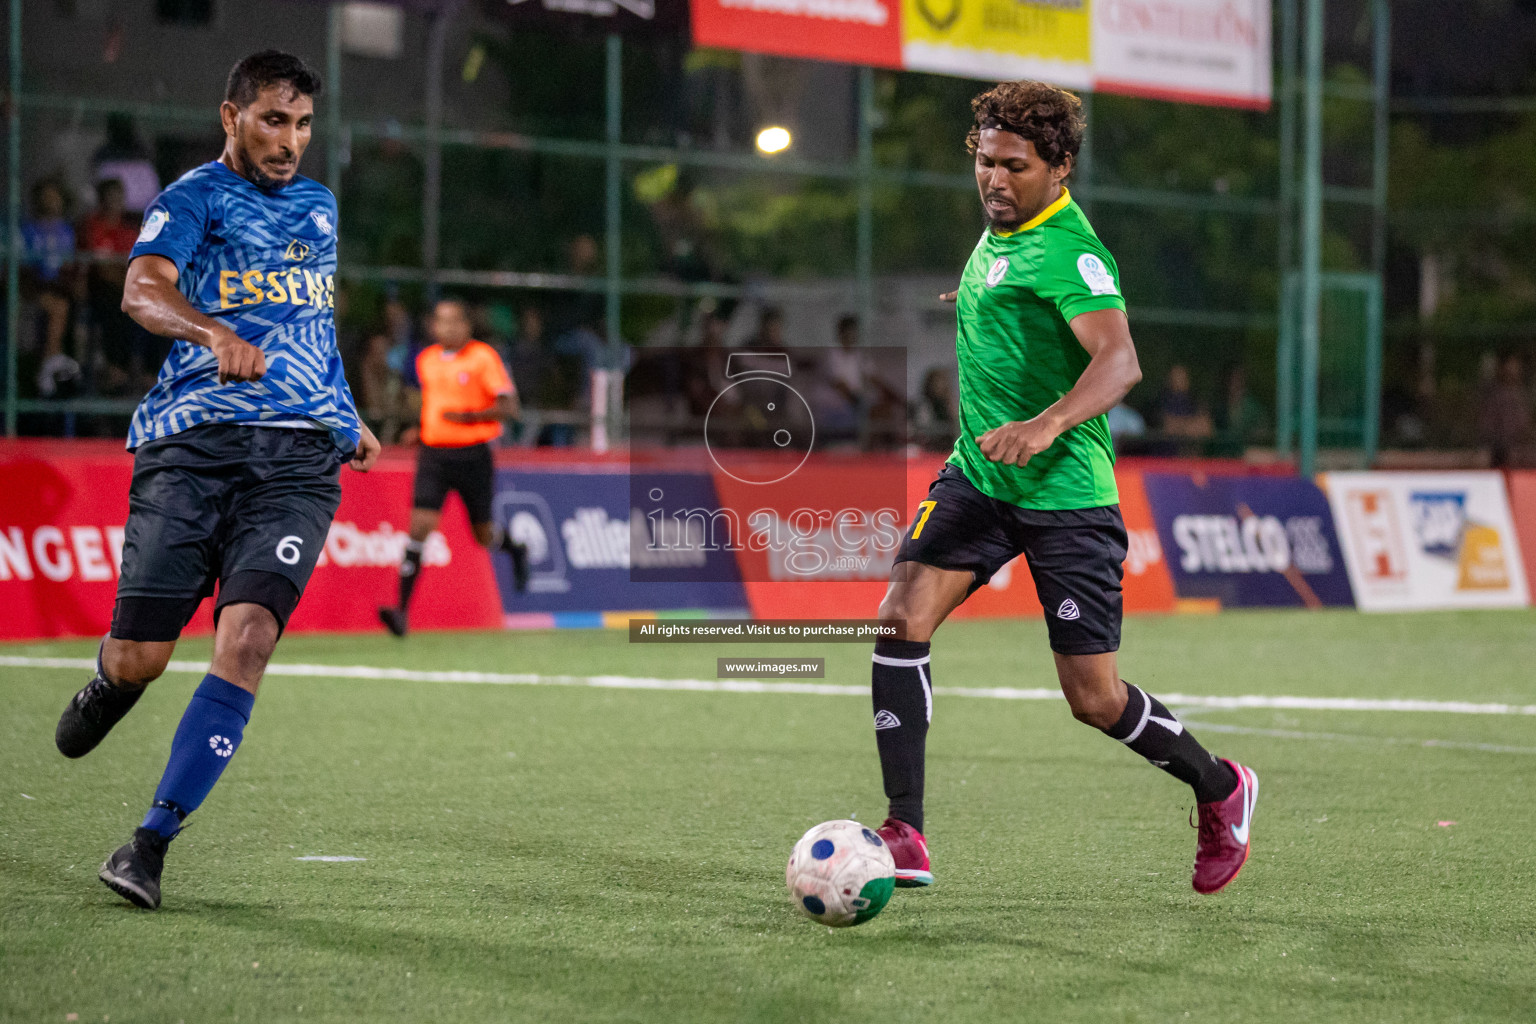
left=785, top=819, right=896, bottom=928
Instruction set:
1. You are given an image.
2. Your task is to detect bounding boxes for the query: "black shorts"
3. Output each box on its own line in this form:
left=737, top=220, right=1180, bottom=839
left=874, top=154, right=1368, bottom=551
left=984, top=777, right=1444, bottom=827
left=894, top=464, right=1127, bottom=655
left=412, top=442, right=495, bottom=525
left=111, top=424, right=344, bottom=642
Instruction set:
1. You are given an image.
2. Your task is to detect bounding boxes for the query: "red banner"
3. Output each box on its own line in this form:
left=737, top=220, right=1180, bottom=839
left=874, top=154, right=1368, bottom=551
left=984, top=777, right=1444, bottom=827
left=1504, top=471, right=1536, bottom=603
left=690, top=0, right=903, bottom=69
left=0, top=441, right=499, bottom=641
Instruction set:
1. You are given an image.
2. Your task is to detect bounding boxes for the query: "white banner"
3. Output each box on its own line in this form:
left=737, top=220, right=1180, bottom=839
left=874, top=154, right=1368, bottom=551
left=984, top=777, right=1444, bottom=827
left=1323, top=472, right=1530, bottom=612
left=1092, top=0, right=1272, bottom=109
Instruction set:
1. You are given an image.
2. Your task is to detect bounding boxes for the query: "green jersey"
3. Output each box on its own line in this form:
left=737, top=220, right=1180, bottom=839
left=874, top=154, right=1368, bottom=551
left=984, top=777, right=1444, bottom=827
left=947, top=188, right=1125, bottom=511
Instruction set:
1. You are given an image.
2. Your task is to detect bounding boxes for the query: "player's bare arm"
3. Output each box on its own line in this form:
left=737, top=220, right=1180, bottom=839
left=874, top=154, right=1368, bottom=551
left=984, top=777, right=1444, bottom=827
left=122, top=255, right=266, bottom=384
left=976, top=308, right=1141, bottom=467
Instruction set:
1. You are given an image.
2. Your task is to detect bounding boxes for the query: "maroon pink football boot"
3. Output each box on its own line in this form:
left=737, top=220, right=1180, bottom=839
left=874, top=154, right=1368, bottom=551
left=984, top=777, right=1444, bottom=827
left=1192, top=759, right=1259, bottom=895
left=876, top=817, right=933, bottom=888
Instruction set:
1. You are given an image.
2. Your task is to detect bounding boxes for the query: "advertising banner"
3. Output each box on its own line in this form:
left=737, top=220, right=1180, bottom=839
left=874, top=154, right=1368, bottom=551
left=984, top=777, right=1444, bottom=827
left=1504, top=471, right=1536, bottom=602
left=1092, top=0, right=1271, bottom=109
left=0, top=445, right=502, bottom=641
left=689, top=0, right=1270, bottom=109
left=1322, top=472, right=1530, bottom=612
left=1142, top=472, right=1354, bottom=608
left=901, top=0, right=1093, bottom=88
left=689, top=0, right=903, bottom=69
left=495, top=467, right=750, bottom=618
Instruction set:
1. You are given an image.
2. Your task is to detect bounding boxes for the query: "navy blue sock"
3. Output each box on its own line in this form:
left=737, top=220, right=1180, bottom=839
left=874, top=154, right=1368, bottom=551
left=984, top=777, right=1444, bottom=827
left=141, top=674, right=256, bottom=837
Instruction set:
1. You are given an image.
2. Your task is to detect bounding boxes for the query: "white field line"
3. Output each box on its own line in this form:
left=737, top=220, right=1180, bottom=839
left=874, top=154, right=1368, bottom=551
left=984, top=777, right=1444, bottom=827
left=5, top=655, right=1536, bottom=717
left=1180, top=719, right=1536, bottom=756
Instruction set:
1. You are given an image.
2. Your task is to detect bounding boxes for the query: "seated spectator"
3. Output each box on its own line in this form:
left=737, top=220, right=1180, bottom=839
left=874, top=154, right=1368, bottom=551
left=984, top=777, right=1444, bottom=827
left=746, top=305, right=787, bottom=351
left=358, top=332, right=407, bottom=443
left=1107, top=402, right=1147, bottom=442
left=1478, top=351, right=1533, bottom=468
left=1213, top=363, right=1267, bottom=456
left=914, top=366, right=958, bottom=450
left=1157, top=364, right=1213, bottom=440
left=21, top=179, right=81, bottom=397
left=79, top=178, right=144, bottom=392
left=92, top=114, right=161, bottom=214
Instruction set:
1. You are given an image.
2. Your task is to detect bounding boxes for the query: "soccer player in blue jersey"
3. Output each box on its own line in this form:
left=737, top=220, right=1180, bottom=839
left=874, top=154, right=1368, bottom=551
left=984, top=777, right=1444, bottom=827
left=52, top=51, right=381, bottom=910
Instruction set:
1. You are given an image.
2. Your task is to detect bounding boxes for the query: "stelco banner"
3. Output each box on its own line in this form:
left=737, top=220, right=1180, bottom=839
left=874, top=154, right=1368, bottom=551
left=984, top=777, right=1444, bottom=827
left=1142, top=472, right=1355, bottom=608
left=691, top=0, right=1271, bottom=108
left=1322, top=472, right=1530, bottom=612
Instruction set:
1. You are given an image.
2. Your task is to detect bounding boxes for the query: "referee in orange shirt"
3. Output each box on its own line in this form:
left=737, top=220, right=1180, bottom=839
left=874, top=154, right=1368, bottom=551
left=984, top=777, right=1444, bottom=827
left=379, top=298, right=528, bottom=637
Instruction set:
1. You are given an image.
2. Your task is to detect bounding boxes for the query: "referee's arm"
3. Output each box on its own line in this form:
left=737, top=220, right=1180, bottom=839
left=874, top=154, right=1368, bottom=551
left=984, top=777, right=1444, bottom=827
left=977, top=308, right=1142, bottom=467
left=441, top=392, right=520, bottom=424
left=122, top=254, right=266, bottom=384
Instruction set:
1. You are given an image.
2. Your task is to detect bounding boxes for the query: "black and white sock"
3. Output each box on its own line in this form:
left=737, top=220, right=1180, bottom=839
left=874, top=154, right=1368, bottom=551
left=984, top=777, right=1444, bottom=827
left=871, top=639, right=932, bottom=833
left=1104, top=681, right=1238, bottom=803
left=397, top=539, right=424, bottom=611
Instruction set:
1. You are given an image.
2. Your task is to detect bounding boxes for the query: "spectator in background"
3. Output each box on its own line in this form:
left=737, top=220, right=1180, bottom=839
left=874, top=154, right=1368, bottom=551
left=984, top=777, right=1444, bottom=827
left=1107, top=402, right=1146, bottom=443
left=913, top=366, right=958, bottom=450
left=79, top=178, right=143, bottom=392
left=1157, top=364, right=1213, bottom=440
left=683, top=311, right=730, bottom=418
left=21, top=179, right=80, bottom=397
left=508, top=304, right=549, bottom=419
left=1213, top=362, right=1267, bottom=456
left=1477, top=351, right=1533, bottom=468
left=92, top=114, right=160, bottom=213
left=358, top=331, right=407, bottom=443
left=747, top=305, right=786, bottom=351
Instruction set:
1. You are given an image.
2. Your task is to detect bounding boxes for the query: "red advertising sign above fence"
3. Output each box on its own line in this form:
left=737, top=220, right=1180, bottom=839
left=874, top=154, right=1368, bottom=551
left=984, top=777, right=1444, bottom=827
left=689, top=0, right=1272, bottom=109
left=690, top=0, right=903, bottom=69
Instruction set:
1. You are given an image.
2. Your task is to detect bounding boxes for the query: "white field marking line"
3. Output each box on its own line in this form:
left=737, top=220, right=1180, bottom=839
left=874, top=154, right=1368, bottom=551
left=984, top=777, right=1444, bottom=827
left=1179, top=718, right=1536, bottom=756
left=293, top=856, right=366, bottom=862
left=5, top=655, right=1536, bottom=717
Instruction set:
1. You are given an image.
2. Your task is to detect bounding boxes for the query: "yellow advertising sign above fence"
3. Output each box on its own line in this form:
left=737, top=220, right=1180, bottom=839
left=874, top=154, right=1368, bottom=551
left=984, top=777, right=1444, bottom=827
left=901, top=0, right=1094, bottom=87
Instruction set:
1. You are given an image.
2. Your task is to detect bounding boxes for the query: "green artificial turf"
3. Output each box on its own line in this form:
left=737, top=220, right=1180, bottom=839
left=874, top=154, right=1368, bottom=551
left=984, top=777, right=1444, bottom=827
left=3, top=610, right=1534, bottom=1023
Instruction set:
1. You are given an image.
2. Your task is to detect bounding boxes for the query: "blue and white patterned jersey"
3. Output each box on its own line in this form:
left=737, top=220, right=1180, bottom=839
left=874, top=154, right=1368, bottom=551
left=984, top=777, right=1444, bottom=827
left=126, top=161, right=361, bottom=453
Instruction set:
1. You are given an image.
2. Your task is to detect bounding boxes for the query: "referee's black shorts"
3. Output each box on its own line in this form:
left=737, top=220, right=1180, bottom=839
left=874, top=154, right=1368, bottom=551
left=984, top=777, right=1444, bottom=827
left=894, top=463, right=1128, bottom=655
left=411, top=441, right=495, bottom=525
left=111, top=423, right=344, bottom=643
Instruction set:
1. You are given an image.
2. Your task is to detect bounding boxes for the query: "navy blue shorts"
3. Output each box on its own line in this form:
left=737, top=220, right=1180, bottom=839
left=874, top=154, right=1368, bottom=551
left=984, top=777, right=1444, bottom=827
left=112, top=424, right=344, bottom=642
left=412, top=441, right=495, bottom=525
left=894, top=464, right=1127, bottom=655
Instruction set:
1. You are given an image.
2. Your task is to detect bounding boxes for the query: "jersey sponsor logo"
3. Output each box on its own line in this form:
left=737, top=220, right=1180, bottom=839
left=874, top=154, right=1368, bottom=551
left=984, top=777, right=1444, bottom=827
left=217, top=268, right=336, bottom=311
left=284, top=239, right=311, bottom=261
left=985, top=256, right=1010, bottom=287
left=874, top=709, right=901, bottom=730
left=310, top=210, right=334, bottom=236
left=138, top=208, right=169, bottom=243
left=1076, top=252, right=1118, bottom=296
left=1056, top=598, right=1081, bottom=620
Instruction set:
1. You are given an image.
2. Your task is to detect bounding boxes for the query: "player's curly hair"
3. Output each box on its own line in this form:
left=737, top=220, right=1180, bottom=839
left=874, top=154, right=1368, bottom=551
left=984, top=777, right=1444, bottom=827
left=965, top=81, right=1085, bottom=168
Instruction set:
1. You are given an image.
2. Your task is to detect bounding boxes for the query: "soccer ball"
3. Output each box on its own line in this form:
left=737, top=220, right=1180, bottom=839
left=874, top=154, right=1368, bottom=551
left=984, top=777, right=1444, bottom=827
left=785, top=819, right=896, bottom=927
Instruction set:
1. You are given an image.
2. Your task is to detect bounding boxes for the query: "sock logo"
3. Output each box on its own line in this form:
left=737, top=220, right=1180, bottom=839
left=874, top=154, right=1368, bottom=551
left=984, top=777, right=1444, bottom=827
left=1057, top=599, right=1081, bottom=620
left=873, top=710, right=901, bottom=730
left=1148, top=714, right=1185, bottom=736
left=208, top=735, right=235, bottom=758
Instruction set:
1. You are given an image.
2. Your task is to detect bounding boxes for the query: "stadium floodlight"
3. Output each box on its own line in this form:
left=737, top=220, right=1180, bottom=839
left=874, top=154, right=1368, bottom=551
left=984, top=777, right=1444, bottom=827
left=755, top=126, right=792, bottom=155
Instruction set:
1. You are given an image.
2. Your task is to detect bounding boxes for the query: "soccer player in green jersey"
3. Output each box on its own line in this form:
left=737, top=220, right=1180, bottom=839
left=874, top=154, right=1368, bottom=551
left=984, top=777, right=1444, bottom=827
left=869, top=81, right=1258, bottom=895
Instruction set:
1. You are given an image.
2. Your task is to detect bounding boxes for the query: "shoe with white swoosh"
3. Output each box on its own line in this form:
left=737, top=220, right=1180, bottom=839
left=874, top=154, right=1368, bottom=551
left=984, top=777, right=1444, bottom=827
left=1192, top=759, right=1258, bottom=895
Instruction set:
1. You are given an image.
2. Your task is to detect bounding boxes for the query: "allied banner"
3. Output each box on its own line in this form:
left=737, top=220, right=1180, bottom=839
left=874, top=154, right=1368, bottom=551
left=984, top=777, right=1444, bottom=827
left=1142, top=472, right=1355, bottom=608
left=690, top=0, right=1271, bottom=109
left=1322, top=472, right=1530, bottom=612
